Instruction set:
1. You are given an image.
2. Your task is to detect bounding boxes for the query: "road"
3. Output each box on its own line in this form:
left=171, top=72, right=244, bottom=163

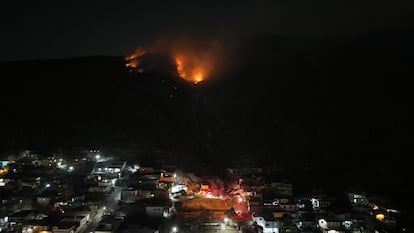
left=80, top=184, right=123, bottom=233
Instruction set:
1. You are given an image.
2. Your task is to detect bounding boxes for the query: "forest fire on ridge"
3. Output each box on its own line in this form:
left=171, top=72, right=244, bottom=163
left=125, top=37, right=220, bottom=84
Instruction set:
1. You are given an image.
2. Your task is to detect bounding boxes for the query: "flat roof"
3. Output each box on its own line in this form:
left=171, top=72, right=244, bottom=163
left=54, top=220, right=79, bottom=229
left=10, top=210, right=33, bottom=217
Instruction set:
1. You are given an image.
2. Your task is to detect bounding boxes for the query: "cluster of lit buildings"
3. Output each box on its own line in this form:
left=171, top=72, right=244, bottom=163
left=0, top=149, right=407, bottom=233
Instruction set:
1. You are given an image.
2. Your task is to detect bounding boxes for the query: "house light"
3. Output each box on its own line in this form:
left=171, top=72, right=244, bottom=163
left=376, top=214, right=385, bottom=221
left=171, top=226, right=178, bottom=232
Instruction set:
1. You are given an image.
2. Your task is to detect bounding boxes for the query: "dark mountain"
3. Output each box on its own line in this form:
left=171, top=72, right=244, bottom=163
left=0, top=55, right=195, bottom=150
left=0, top=31, right=412, bottom=181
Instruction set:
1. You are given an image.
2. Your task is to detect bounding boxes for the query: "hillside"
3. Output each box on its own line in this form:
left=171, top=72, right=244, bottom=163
left=0, top=32, right=412, bottom=180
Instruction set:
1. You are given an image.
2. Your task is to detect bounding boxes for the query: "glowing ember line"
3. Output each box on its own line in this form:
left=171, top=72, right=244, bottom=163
left=125, top=44, right=211, bottom=85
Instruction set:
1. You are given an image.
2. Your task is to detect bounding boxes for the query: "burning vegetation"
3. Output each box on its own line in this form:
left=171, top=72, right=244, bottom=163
left=125, top=48, right=146, bottom=71
left=125, top=36, right=222, bottom=84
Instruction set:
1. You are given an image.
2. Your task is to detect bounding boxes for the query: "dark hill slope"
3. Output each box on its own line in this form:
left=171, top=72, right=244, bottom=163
left=0, top=56, right=195, bottom=150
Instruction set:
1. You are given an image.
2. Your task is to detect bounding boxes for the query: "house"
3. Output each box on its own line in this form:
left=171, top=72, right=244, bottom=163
left=21, top=219, right=53, bottom=233
left=61, top=212, right=90, bottom=228
left=8, top=210, right=36, bottom=223
left=159, top=172, right=174, bottom=183
left=37, top=188, right=62, bottom=206
left=105, top=161, right=126, bottom=176
left=345, top=191, right=369, bottom=207
left=94, top=216, right=123, bottom=233
left=240, top=177, right=265, bottom=193
left=88, top=184, right=111, bottom=193
left=120, top=188, right=139, bottom=204
left=295, top=211, right=316, bottom=231
left=0, top=159, right=9, bottom=175
left=268, top=182, right=293, bottom=197
left=145, top=199, right=173, bottom=218
left=52, top=220, right=80, bottom=233
left=138, top=166, right=155, bottom=174
left=135, top=184, right=157, bottom=199
left=0, top=159, right=9, bottom=168
left=120, top=185, right=164, bottom=203
left=0, top=214, right=9, bottom=231
left=254, top=212, right=279, bottom=233
left=277, top=198, right=296, bottom=212
left=310, top=196, right=331, bottom=210
left=317, top=215, right=346, bottom=233
left=18, top=178, right=39, bottom=189
left=145, top=205, right=168, bottom=218
left=37, top=195, right=53, bottom=205
left=92, top=160, right=126, bottom=178
left=8, top=210, right=49, bottom=232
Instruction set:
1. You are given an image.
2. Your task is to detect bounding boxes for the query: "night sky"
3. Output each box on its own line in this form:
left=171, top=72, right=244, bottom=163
left=1, top=0, right=414, bottom=62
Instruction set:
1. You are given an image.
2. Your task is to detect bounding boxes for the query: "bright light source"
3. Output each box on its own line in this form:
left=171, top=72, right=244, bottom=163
left=95, top=154, right=100, bottom=159
left=238, top=197, right=243, bottom=203
left=224, top=217, right=229, bottom=223
left=376, top=214, right=385, bottom=221
left=173, top=173, right=177, bottom=178
left=171, top=226, right=178, bottom=232
left=387, top=208, right=399, bottom=213
left=68, top=166, right=74, bottom=172
left=45, top=183, right=50, bottom=188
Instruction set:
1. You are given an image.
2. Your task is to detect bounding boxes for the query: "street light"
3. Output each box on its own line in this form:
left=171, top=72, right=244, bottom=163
left=171, top=226, right=178, bottom=233
left=224, top=217, right=229, bottom=223
left=238, top=196, right=243, bottom=203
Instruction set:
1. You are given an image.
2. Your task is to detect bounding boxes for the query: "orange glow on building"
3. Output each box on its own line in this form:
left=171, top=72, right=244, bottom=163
left=0, top=166, right=8, bottom=175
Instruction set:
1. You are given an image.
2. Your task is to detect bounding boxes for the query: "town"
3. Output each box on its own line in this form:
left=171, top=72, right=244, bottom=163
left=0, top=149, right=407, bottom=233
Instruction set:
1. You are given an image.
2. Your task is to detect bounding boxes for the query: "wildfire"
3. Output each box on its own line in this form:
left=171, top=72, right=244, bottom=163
left=125, top=37, right=217, bottom=84
left=174, top=55, right=206, bottom=84
left=125, top=48, right=147, bottom=70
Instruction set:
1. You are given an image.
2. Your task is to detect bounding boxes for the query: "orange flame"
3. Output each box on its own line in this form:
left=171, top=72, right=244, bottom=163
left=174, top=55, right=206, bottom=84
left=125, top=37, right=219, bottom=84
left=125, top=48, right=147, bottom=69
